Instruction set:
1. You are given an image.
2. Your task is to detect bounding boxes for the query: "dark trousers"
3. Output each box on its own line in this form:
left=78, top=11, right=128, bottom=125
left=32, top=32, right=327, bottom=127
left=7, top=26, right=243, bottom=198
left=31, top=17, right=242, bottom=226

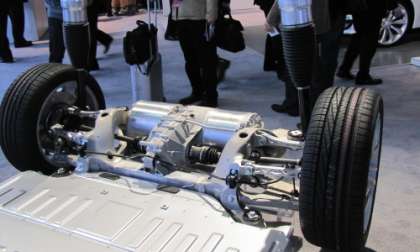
left=311, top=27, right=343, bottom=104
left=8, top=0, right=26, bottom=43
left=97, top=28, right=113, bottom=46
left=0, top=8, right=12, bottom=58
left=339, top=13, right=382, bottom=77
left=270, top=35, right=298, bottom=107
left=87, top=6, right=99, bottom=68
left=177, top=20, right=218, bottom=99
left=48, top=18, right=65, bottom=63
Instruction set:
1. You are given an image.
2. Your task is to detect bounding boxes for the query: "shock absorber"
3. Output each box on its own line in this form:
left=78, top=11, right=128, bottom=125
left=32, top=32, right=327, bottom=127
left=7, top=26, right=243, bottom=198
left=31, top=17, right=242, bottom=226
left=60, top=0, right=91, bottom=109
left=277, top=0, right=316, bottom=134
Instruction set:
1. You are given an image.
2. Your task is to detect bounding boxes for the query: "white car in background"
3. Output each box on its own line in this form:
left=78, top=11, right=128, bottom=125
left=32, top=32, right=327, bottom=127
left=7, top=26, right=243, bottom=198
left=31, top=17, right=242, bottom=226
left=345, top=0, right=420, bottom=46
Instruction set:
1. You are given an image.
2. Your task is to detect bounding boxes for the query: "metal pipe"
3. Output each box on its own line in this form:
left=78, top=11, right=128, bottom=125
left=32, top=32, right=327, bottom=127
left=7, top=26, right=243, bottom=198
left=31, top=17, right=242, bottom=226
left=86, top=157, right=242, bottom=211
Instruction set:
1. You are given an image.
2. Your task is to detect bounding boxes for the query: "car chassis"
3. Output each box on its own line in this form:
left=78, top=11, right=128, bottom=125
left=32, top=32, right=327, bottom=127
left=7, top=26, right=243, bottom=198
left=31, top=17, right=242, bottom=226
left=0, top=0, right=384, bottom=251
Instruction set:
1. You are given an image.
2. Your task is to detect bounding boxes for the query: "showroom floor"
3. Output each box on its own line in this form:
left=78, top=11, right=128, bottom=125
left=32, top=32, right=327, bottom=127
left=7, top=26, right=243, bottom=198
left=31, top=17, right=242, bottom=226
left=1, top=7, right=420, bottom=252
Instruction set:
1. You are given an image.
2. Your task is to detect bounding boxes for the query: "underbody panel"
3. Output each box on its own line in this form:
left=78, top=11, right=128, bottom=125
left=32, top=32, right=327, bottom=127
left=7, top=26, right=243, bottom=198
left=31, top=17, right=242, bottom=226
left=0, top=172, right=292, bottom=252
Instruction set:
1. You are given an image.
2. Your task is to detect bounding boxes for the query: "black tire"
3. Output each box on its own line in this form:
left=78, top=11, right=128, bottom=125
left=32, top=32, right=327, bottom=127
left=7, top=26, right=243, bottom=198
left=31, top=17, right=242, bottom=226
left=0, top=63, right=105, bottom=174
left=299, top=87, right=383, bottom=251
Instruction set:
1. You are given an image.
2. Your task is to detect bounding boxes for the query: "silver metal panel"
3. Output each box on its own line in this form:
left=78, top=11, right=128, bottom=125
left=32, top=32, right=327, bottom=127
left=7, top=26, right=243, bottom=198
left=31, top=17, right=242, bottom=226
left=0, top=172, right=292, bottom=252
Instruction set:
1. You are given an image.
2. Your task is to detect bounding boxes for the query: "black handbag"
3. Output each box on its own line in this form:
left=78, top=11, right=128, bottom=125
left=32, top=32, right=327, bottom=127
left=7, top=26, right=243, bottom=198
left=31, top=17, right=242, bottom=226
left=123, top=20, right=158, bottom=65
left=165, top=13, right=179, bottom=41
left=215, top=14, right=246, bottom=53
left=165, top=0, right=179, bottom=41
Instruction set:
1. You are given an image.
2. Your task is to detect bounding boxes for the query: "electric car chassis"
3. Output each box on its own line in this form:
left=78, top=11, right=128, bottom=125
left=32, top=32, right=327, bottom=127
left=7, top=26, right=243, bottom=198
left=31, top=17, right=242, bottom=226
left=0, top=64, right=383, bottom=251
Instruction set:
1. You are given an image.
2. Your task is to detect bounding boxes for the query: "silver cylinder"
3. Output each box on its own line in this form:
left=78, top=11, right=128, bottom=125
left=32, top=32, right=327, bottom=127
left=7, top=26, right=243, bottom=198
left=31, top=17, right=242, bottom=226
left=61, top=0, right=88, bottom=24
left=127, top=101, right=178, bottom=137
left=202, top=110, right=263, bottom=146
left=277, top=0, right=312, bottom=26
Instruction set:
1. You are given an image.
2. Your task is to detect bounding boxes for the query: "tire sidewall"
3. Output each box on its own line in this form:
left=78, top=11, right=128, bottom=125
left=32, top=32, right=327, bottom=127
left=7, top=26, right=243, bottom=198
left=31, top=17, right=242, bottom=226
left=361, top=96, right=384, bottom=244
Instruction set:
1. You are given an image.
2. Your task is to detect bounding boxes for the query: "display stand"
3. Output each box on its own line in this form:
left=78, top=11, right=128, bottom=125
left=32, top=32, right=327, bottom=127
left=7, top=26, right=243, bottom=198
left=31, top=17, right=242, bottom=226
left=129, top=0, right=165, bottom=104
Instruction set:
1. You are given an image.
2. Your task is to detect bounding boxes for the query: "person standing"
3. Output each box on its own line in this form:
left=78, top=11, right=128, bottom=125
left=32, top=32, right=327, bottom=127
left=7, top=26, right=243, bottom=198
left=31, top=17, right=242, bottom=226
left=172, top=0, right=219, bottom=107
left=9, top=0, right=33, bottom=48
left=0, top=0, right=14, bottom=62
left=337, top=0, right=395, bottom=85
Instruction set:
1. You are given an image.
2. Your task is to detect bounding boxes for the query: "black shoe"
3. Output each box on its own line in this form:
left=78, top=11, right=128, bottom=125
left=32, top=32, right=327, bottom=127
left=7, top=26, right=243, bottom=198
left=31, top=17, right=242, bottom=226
left=103, top=38, right=113, bottom=54
left=216, top=58, right=231, bottom=84
left=179, top=94, right=202, bottom=105
left=355, top=75, right=383, bottom=85
left=337, top=70, right=355, bottom=80
left=271, top=103, right=288, bottom=113
left=199, top=98, right=218, bottom=108
left=87, top=62, right=100, bottom=71
left=1, top=51, right=14, bottom=63
left=271, top=103, right=299, bottom=117
left=14, top=40, right=33, bottom=48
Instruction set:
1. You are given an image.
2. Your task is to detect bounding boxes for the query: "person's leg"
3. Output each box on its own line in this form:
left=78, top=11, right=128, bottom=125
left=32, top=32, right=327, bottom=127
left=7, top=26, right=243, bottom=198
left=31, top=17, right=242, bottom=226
left=311, top=27, right=343, bottom=107
left=0, top=9, right=13, bottom=62
left=186, top=20, right=218, bottom=106
left=177, top=20, right=203, bottom=104
left=96, top=29, right=112, bottom=46
left=337, top=15, right=363, bottom=78
left=48, top=18, right=65, bottom=63
left=200, top=32, right=218, bottom=105
left=87, top=6, right=99, bottom=70
left=96, top=28, right=113, bottom=54
left=9, top=0, right=32, bottom=47
left=271, top=34, right=299, bottom=116
left=112, top=0, right=121, bottom=15
left=356, top=14, right=382, bottom=83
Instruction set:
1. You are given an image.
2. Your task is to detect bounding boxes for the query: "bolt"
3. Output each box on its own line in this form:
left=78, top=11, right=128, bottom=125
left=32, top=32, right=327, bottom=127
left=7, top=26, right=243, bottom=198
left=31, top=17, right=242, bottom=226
left=245, top=210, right=260, bottom=222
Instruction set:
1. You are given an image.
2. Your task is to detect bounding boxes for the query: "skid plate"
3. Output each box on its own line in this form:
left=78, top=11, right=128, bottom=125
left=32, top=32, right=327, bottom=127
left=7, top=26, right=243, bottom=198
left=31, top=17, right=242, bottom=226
left=0, top=171, right=292, bottom=252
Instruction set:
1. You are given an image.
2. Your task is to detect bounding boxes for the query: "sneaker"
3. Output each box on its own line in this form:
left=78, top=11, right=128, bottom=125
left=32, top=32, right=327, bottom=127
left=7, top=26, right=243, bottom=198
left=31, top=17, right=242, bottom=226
left=355, top=75, right=383, bottom=85
left=179, top=94, right=202, bottom=105
left=336, top=70, right=355, bottom=80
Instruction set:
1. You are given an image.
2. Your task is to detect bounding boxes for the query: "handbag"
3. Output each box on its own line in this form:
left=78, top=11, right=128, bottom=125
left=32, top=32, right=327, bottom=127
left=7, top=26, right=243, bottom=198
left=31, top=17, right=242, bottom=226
left=165, top=0, right=179, bottom=41
left=215, top=14, right=246, bottom=53
left=165, top=13, right=179, bottom=41
left=123, top=20, right=158, bottom=65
